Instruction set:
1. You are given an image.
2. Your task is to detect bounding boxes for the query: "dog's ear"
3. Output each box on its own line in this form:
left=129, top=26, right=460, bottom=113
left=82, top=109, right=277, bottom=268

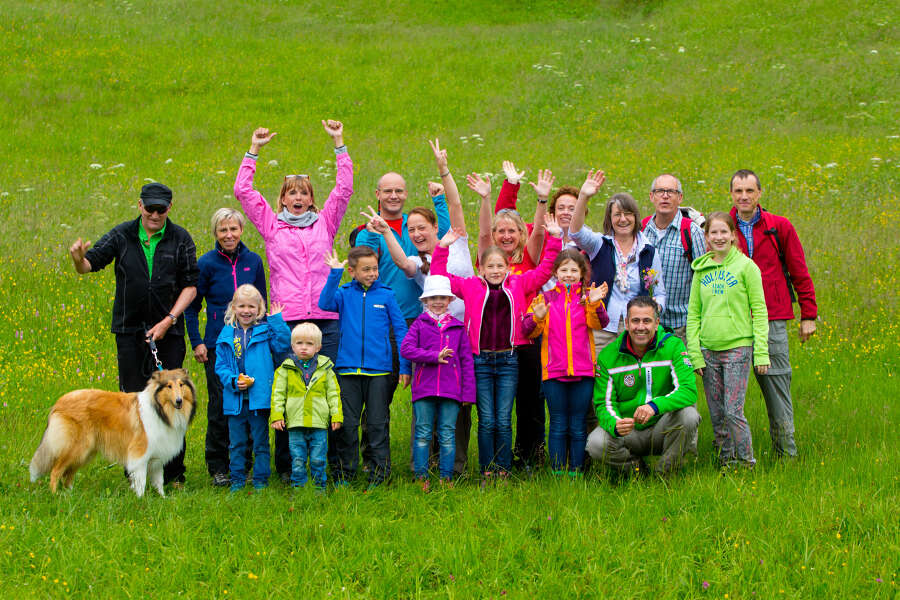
left=149, top=370, right=164, bottom=385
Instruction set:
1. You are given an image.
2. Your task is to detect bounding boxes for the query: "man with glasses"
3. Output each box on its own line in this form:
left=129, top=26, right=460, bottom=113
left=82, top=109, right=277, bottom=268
left=69, top=182, right=198, bottom=486
left=642, top=174, right=706, bottom=346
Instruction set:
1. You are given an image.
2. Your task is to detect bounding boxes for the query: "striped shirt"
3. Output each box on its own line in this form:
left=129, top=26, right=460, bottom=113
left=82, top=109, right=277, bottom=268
left=643, top=212, right=706, bottom=329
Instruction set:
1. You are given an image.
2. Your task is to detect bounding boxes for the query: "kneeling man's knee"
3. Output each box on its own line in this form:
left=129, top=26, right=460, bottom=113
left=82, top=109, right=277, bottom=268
left=586, top=427, right=612, bottom=460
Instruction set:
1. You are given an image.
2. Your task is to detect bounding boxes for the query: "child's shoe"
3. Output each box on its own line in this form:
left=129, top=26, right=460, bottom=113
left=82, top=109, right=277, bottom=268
left=253, top=481, right=268, bottom=490
left=314, top=486, right=327, bottom=496
left=230, top=482, right=245, bottom=493
left=439, top=477, right=453, bottom=489
left=420, top=478, right=431, bottom=494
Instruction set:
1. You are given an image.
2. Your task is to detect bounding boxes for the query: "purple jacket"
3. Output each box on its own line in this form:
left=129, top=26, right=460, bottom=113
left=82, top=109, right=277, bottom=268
left=400, top=313, right=476, bottom=405
left=234, top=153, right=353, bottom=322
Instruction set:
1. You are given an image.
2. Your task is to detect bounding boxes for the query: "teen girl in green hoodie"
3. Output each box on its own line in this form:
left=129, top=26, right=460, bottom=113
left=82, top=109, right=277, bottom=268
left=687, top=212, right=769, bottom=468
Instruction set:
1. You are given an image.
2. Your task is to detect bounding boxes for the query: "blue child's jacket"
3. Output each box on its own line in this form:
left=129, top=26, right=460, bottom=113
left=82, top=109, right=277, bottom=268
left=318, top=268, right=411, bottom=375
left=215, top=313, right=291, bottom=415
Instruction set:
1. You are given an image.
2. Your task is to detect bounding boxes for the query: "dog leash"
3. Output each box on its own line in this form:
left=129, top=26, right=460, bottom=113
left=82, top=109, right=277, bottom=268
left=145, top=327, right=164, bottom=371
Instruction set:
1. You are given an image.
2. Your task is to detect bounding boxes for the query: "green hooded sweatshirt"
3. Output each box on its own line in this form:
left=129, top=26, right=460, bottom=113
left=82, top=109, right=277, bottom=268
left=686, top=245, right=769, bottom=369
left=270, top=355, right=343, bottom=429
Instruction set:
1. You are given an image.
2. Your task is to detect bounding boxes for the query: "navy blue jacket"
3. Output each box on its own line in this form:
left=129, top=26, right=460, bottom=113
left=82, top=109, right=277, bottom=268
left=590, top=242, right=656, bottom=306
left=317, top=268, right=411, bottom=375
left=184, top=241, right=267, bottom=349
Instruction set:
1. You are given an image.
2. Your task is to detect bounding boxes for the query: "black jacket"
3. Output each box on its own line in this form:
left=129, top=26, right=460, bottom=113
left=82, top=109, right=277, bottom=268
left=84, top=217, right=199, bottom=334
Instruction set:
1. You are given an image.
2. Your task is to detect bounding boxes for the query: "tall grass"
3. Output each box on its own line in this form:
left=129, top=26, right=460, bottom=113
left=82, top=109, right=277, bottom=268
left=1, top=0, right=898, bottom=597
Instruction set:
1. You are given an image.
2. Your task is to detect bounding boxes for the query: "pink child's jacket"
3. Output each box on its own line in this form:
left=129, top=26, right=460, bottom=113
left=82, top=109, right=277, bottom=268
left=234, top=153, right=353, bottom=322
left=522, top=282, right=610, bottom=381
left=431, top=236, right=562, bottom=355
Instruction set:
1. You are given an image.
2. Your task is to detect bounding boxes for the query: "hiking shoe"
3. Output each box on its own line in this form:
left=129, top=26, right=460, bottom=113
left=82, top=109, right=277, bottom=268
left=212, top=473, right=230, bottom=487
left=279, top=472, right=291, bottom=485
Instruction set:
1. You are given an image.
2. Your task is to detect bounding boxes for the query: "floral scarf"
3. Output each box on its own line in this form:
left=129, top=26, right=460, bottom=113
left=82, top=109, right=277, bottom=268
left=612, top=236, right=637, bottom=293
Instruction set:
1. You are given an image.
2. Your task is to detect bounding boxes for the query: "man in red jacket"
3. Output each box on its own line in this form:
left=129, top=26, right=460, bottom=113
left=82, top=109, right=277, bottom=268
left=729, top=169, right=817, bottom=458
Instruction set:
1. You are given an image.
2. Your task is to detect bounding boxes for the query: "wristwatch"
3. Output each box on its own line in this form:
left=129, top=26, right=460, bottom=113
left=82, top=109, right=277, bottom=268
left=167, top=313, right=177, bottom=325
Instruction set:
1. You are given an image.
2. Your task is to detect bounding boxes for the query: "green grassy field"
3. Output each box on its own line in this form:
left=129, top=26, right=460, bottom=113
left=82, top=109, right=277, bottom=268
left=1, top=0, right=898, bottom=597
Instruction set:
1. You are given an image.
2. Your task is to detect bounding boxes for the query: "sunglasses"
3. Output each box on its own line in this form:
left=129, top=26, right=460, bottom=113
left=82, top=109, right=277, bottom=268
left=143, top=204, right=169, bottom=215
left=284, top=174, right=309, bottom=181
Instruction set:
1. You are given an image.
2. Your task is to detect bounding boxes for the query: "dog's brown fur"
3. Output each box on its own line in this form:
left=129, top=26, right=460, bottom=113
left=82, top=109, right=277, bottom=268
left=30, top=369, right=196, bottom=495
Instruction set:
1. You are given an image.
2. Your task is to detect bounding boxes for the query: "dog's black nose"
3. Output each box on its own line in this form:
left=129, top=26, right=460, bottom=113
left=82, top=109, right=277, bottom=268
left=174, top=397, right=183, bottom=409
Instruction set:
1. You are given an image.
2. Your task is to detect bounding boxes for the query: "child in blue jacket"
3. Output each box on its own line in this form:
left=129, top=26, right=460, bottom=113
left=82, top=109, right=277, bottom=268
left=318, top=246, right=410, bottom=487
left=216, top=284, right=290, bottom=491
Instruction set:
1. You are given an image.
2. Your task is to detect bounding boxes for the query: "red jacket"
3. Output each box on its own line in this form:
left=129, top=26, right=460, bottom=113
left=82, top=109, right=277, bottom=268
left=729, top=207, right=817, bottom=321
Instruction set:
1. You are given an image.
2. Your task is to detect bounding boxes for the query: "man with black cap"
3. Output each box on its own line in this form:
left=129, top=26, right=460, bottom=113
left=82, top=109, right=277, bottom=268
left=69, top=182, right=199, bottom=486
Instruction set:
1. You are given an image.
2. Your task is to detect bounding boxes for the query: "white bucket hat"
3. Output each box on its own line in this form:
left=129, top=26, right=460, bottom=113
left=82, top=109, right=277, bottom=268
left=419, top=275, right=456, bottom=300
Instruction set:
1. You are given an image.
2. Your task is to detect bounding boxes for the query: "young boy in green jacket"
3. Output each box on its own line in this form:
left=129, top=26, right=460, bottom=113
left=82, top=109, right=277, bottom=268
left=271, top=323, right=343, bottom=491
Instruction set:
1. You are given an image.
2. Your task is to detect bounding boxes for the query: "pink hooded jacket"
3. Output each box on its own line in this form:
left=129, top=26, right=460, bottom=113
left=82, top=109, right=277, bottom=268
left=431, top=236, right=561, bottom=355
left=234, top=153, right=353, bottom=322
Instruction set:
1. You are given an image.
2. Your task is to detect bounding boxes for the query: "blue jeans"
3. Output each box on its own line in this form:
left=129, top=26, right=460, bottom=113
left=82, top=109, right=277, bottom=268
left=543, top=377, right=593, bottom=471
left=288, top=427, right=328, bottom=488
left=413, top=398, right=460, bottom=479
left=228, top=403, right=271, bottom=487
left=473, top=351, right=518, bottom=473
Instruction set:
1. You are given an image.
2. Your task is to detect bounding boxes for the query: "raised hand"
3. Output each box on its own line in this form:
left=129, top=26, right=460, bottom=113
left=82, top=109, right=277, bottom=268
left=543, top=214, right=563, bottom=238
left=579, top=169, right=606, bottom=199
left=250, top=127, right=277, bottom=153
left=428, top=138, right=449, bottom=172
left=529, top=169, right=555, bottom=200
left=437, top=347, right=454, bottom=364
left=439, top=227, right=461, bottom=248
left=587, top=282, right=609, bottom=304
left=531, top=294, right=548, bottom=321
left=427, top=182, right=445, bottom=197
left=323, top=249, right=347, bottom=270
left=267, top=302, right=284, bottom=317
left=502, top=160, right=525, bottom=185
left=361, top=205, right=390, bottom=235
left=322, top=119, right=344, bottom=146
left=466, top=173, right=491, bottom=199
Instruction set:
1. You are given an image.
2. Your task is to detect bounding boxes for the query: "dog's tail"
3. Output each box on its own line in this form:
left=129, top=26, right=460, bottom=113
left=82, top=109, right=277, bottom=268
left=29, top=414, right=63, bottom=481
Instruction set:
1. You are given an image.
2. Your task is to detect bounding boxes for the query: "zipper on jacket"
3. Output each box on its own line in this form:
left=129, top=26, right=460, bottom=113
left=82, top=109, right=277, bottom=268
left=565, top=287, right=574, bottom=376
left=360, top=289, right=367, bottom=370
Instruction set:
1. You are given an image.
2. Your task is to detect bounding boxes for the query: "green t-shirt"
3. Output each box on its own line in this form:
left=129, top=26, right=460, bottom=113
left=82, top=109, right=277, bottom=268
left=138, top=220, right=167, bottom=278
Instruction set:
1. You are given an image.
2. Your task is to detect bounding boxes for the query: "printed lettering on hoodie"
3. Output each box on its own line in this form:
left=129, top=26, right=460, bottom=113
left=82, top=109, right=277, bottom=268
left=700, top=268, right=738, bottom=296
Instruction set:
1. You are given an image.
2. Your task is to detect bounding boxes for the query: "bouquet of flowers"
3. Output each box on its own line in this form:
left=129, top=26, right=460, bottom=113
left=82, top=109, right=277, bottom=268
left=642, top=267, right=660, bottom=297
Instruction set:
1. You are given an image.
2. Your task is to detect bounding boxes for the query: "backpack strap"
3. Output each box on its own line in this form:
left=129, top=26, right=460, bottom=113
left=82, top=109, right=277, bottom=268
left=762, top=214, right=797, bottom=303
left=678, top=213, right=693, bottom=260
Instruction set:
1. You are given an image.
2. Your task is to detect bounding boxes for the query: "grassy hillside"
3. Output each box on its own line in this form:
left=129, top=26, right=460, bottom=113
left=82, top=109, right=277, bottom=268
left=0, top=1, right=897, bottom=597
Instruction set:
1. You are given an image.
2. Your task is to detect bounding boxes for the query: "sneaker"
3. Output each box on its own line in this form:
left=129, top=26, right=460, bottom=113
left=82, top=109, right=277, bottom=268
left=229, top=482, right=245, bottom=493
left=279, top=472, right=291, bottom=485
left=212, top=473, right=230, bottom=487
left=252, top=482, right=268, bottom=490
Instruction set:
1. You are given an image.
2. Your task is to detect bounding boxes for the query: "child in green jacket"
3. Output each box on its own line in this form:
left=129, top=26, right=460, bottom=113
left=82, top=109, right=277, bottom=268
left=271, top=323, right=343, bottom=490
left=687, top=211, right=769, bottom=468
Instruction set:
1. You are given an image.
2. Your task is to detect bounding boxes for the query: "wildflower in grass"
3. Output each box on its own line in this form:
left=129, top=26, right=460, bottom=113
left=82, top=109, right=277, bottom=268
left=702, top=581, right=710, bottom=589
left=248, top=572, right=258, bottom=580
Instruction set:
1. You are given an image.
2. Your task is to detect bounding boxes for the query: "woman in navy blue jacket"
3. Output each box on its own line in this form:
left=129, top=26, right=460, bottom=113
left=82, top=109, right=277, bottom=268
left=184, top=208, right=267, bottom=486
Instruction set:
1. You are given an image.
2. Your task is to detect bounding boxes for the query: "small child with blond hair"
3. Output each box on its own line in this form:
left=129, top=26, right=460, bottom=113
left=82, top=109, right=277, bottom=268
left=271, top=323, right=343, bottom=491
left=215, top=284, right=290, bottom=491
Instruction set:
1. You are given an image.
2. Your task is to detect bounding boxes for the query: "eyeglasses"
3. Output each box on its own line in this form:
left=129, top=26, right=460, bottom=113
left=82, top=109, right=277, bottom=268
left=142, top=204, right=169, bottom=215
left=284, top=174, right=309, bottom=181
left=652, top=188, right=682, bottom=197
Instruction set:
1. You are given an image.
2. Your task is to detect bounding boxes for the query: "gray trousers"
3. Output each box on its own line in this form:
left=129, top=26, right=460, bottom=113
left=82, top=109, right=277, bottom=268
left=754, top=320, right=797, bottom=457
left=586, top=406, right=700, bottom=474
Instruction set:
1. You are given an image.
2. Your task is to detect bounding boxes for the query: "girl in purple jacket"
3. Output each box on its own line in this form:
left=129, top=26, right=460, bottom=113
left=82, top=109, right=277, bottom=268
left=400, top=275, right=475, bottom=491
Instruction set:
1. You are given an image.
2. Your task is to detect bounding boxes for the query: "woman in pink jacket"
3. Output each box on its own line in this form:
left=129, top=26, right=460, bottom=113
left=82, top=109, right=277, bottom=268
left=233, top=120, right=352, bottom=482
left=431, top=218, right=562, bottom=481
left=523, top=249, right=609, bottom=475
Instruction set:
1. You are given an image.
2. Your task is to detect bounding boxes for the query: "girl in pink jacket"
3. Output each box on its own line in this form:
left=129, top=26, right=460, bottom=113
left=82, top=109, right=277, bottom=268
left=431, top=218, right=562, bottom=480
left=233, top=120, right=352, bottom=482
left=523, top=249, right=609, bottom=475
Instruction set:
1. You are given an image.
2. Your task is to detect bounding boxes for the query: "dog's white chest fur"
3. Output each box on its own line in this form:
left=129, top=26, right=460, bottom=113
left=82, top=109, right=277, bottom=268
left=137, top=390, right=188, bottom=461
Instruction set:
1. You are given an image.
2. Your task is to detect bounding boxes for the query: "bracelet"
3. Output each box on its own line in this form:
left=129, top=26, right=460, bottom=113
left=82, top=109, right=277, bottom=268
left=245, top=151, right=258, bottom=160
left=439, top=170, right=450, bottom=178
left=537, top=198, right=548, bottom=204
left=167, top=313, right=177, bottom=325
left=334, top=145, right=347, bottom=155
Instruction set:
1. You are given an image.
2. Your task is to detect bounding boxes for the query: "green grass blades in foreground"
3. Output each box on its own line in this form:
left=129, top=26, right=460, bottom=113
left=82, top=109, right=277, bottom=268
left=1, top=0, right=899, bottom=598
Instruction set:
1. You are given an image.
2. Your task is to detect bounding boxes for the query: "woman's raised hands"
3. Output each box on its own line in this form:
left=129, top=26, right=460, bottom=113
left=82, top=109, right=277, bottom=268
left=322, top=120, right=344, bottom=146
left=543, top=214, right=563, bottom=238
left=466, top=173, right=492, bottom=199
left=250, top=128, right=277, bottom=153
left=360, top=205, right=390, bottom=235
left=428, top=138, right=449, bottom=172
left=579, top=169, right=606, bottom=199
left=529, top=169, right=555, bottom=201
left=502, top=160, right=525, bottom=185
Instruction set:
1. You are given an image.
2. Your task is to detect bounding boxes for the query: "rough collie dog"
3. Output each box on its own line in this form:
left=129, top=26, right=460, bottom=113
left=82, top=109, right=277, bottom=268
left=29, top=369, right=196, bottom=497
